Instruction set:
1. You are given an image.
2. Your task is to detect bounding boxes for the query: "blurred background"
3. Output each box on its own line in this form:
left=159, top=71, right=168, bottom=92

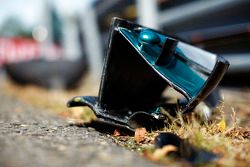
left=0, top=0, right=250, bottom=90
left=0, top=1, right=249, bottom=166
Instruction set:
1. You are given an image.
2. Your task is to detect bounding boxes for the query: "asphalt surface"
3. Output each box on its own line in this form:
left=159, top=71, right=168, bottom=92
left=0, top=90, right=159, bottom=167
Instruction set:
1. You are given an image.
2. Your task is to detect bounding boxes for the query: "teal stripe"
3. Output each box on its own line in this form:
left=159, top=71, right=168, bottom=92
left=119, top=28, right=206, bottom=99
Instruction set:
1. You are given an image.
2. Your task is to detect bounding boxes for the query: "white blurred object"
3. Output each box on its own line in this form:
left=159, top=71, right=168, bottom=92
left=54, top=0, right=103, bottom=79
left=53, top=0, right=83, bottom=61
left=195, top=102, right=212, bottom=121
left=32, top=25, right=48, bottom=42
left=136, top=0, right=159, bottom=29
left=61, top=17, right=82, bottom=61
left=80, top=3, right=103, bottom=80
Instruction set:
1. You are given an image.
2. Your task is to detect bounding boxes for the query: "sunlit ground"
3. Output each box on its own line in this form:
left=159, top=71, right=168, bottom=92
left=1, top=75, right=249, bottom=166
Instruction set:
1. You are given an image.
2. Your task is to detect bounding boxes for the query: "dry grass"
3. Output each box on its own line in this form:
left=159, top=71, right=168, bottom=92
left=112, top=92, right=250, bottom=166
left=1, top=78, right=250, bottom=166
left=112, top=106, right=250, bottom=166
left=0, top=74, right=98, bottom=122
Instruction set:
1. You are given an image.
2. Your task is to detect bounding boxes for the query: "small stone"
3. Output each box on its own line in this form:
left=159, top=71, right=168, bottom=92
left=51, top=127, right=58, bottom=130
left=87, top=127, right=95, bottom=132
left=154, top=132, right=182, bottom=148
left=58, top=145, right=66, bottom=151
left=12, top=122, right=21, bottom=126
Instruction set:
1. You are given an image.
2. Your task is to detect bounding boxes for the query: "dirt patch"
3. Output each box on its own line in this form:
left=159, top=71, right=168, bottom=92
left=0, top=90, right=158, bottom=167
left=1, top=79, right=250, bottom=166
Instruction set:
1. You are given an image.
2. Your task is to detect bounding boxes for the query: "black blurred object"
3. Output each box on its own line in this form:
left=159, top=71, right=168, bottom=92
left=155, top=132, right=218, bottom=164
left=4, top=58, right=87, bottom=89
left=155, top=132, right=182, bottom=148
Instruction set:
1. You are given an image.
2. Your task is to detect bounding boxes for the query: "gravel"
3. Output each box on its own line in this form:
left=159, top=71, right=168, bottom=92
left=0, top=91, right=159, bottom=167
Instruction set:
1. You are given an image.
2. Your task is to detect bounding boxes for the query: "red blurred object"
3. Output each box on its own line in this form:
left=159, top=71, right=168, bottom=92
left=0, top=37, right=63, bottom=66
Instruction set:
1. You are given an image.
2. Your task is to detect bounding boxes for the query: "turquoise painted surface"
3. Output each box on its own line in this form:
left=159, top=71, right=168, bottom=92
left=119, top=28, right=207, bottom=99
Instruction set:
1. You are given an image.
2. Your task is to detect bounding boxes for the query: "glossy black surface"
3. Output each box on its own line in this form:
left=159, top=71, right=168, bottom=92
left=67, top=18, right=229, bottom=132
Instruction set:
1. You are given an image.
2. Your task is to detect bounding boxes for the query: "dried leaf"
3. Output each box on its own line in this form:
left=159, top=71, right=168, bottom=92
left=119, top=136, right=128, bottom=142
left=217, top=119, right=226, bottom=132
left=113, top=129, right=121, bottom=137
left=135, top=128, right=147, bottom=144
left=152, top=145, right=178, bottom=160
